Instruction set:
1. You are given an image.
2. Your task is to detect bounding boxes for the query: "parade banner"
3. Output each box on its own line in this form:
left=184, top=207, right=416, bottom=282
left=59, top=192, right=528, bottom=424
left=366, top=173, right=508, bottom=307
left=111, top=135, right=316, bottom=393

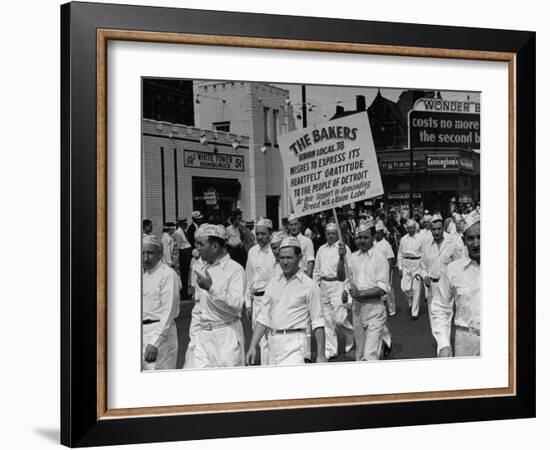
left=278, top=111, right=383, bottom=217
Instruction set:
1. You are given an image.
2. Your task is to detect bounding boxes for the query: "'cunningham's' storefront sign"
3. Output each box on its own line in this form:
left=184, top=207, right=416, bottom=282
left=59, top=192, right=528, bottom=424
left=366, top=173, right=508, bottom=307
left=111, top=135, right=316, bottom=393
left=426, top=155, right=475, bottom=170
left=184, top=150, right=244, bottom=171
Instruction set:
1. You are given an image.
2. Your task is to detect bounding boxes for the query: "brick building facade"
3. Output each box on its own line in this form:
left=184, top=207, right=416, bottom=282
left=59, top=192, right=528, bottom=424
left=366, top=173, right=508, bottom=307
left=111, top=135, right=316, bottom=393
left=142, top=119, right=250, bottom=236
left=142, top=81, right=296, bottom=233
left=194, top=81, right=296, bottom=224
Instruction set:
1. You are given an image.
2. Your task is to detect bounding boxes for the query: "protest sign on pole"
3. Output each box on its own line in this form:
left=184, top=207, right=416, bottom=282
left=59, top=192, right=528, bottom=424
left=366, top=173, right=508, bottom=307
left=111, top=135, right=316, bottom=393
left=278, top=111, right=384, bottom=218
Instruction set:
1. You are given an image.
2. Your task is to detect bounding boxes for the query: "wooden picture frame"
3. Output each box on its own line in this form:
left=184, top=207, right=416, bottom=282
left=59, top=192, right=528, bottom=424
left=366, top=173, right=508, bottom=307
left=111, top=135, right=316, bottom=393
left=61, top=1, right=535, bottom=446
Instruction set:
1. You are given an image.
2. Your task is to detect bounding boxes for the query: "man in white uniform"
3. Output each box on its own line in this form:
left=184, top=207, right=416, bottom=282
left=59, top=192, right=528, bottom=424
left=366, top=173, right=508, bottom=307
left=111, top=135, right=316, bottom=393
left=174, top=217, right=192, bottom=295
left=161, top=222, right=177, bottom=269
left=341, top=221, right=389, bottom=361
left=142, top=235, right=181, bottom=370
left=246, top=237, right=326, bottom=366
left=373, top=220, right=395, bottom=357
left=397, top=219, right=424, bottom=319
left=188, top=224, right=246, bottom=368
left=374, top=221, right=396, bottom=316
left=420, top=214, right=461, bottom=332
left=245, top=218, right=277, bottom=364
left=287, top=214, right=315, bottom=278
left=183, top=249, right=205, bottom=369
left=418, top=215, right=434, bottom=248
left=451, top=216, right=467, bottom=258
left=313, top=222, right=354, bottom=359
left=432, top=211, right=481, bottom=357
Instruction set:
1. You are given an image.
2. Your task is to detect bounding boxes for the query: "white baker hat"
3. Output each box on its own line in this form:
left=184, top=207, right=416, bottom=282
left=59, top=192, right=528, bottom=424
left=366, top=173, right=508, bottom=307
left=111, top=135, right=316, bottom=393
left=195, top=224, right=227, bottom=240
left=142, top=234, right=162, bottom=249
left=325, top=222, right=338, bottom=232
left=270, top=231, right=288, bottom=244
left=279, top=236, right=302, bottom=250
left=375, top=220, right=387, bottom=232
left=463, top=210, right=481, bottom=232
left=256, top=218, right=273, bottom=229
left=357, top=219, right=375, bottom=234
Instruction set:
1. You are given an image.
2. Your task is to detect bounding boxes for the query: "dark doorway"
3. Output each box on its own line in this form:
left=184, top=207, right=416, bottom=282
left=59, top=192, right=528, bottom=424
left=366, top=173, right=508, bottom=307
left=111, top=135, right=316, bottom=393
left=192, top=176, right=241, bottom=223
left=266, top=196, right=280, bottom=230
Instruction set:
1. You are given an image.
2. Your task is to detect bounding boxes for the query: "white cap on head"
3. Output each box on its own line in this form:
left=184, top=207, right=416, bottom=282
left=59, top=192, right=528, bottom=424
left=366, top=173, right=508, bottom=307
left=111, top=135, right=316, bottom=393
left=142, top=234, right=162, bottom=249
left=325, top=222, right=338, bottom=232
left=430, top=213, right=444, bottom=223
left=279, top=236, right=302, bottom=250
left=287, top=213, right=299, bottom=223
left=406, top=219, right=417, bottom=228
left=463, top=211, right=481, bottom=232
left=270, top=231, right=288, bottom=244
left=357, top=219, right=375, bottom=234
left=256, top=218, right=273, bottom=230
left=195, top=224, right=228, bottom=240
left=375, top=220, right=387, bottom=232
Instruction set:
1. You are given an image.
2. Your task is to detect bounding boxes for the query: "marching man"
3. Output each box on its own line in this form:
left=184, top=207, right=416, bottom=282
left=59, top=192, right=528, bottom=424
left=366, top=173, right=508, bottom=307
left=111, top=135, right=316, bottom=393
left=270, top=230, right=288, bottom=267
left=142, top=235, right=181, bottom=370
left=397, top=219, right=424, bottom=320
left=432, top=211, right=481, bottom=357
left=246, top=237, right=326, bottom=366
left=188, top=224, right=247, bottom=368
left=420, top=214, right=461, bottom=332
left=287, top=214, right=315, bottom=278
left=340, top=220, right=389, bottom=361
left=245, top=218, right=277, bottom=364
left=313, top=222, right=354, bottom=359
left=374, top=220, right=396, bottom=316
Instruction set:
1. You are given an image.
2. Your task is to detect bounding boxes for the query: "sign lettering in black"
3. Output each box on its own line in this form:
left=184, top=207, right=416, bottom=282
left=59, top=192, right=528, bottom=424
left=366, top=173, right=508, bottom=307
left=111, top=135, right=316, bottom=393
left=409, top=111, right=480, bottom=150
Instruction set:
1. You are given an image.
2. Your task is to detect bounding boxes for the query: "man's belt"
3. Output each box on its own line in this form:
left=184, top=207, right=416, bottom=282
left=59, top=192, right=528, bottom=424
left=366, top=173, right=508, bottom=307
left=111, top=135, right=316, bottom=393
left=320, top=276, right=339, bottom=282
left=404, top=256, right=421, bottom=260
left=253, top=291, right=265, bottom=297
left=142, top=319, right=160, bottom=325
left=270, top=328, right=306, bottom=335
left=456, top=325, right=481, bottom=336
left=200, top=318, right=238, bottom=331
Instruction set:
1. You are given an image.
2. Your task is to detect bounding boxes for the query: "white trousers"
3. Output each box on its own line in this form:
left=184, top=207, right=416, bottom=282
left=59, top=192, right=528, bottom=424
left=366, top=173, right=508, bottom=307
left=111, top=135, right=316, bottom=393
left=267, top=332, right=307, bottom=366
left=188, top=320, right=245, bottom=368
left=252, top=295, right=269, bottom=365
left=454, top=328, right=480, bottom=357
left=400, top=259, right=422, bottom=317
left=425, top=281, right=441, bottom=333
left=352, top=299, right=387, bottom=361
left=142, top=321, right=178, bottom=371
left=320, top=280, right=354, bottom=358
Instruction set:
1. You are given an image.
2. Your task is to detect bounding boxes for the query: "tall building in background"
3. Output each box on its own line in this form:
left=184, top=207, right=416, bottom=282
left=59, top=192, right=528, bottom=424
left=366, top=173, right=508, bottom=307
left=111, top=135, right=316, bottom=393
left=143, top=79, right=195, bottom=125
left=330, top=90, right=479, bottom=216
left=194, top=81, right=296, bottom=224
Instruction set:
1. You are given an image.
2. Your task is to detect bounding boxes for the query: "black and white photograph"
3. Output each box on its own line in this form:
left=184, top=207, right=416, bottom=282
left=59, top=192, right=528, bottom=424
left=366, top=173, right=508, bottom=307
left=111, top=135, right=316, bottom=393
left=141, top=78, right=481, bottom=370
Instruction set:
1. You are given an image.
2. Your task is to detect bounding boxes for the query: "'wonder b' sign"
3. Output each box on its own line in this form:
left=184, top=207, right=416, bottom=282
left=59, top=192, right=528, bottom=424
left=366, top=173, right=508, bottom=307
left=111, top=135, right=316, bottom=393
left=278, top=111, right=383, bottom=218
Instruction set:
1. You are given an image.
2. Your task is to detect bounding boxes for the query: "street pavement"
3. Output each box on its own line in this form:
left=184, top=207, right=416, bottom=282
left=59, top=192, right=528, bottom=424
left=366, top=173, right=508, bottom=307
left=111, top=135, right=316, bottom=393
left=174, top=270, right=438, bottom=369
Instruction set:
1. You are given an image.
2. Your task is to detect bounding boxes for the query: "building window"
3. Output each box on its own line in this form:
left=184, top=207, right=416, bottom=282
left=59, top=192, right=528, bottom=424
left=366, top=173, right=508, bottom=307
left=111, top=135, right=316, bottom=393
left=272, top=109, right=279, bottom=144
left=213, top=121, right=230, bottom=132
left=263, top=107, right=270, bottom=143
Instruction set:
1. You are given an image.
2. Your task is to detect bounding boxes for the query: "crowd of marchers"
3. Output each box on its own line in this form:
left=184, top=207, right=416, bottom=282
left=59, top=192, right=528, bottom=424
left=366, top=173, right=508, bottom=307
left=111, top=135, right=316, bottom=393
left=141, top=203, right=481, bottom=370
